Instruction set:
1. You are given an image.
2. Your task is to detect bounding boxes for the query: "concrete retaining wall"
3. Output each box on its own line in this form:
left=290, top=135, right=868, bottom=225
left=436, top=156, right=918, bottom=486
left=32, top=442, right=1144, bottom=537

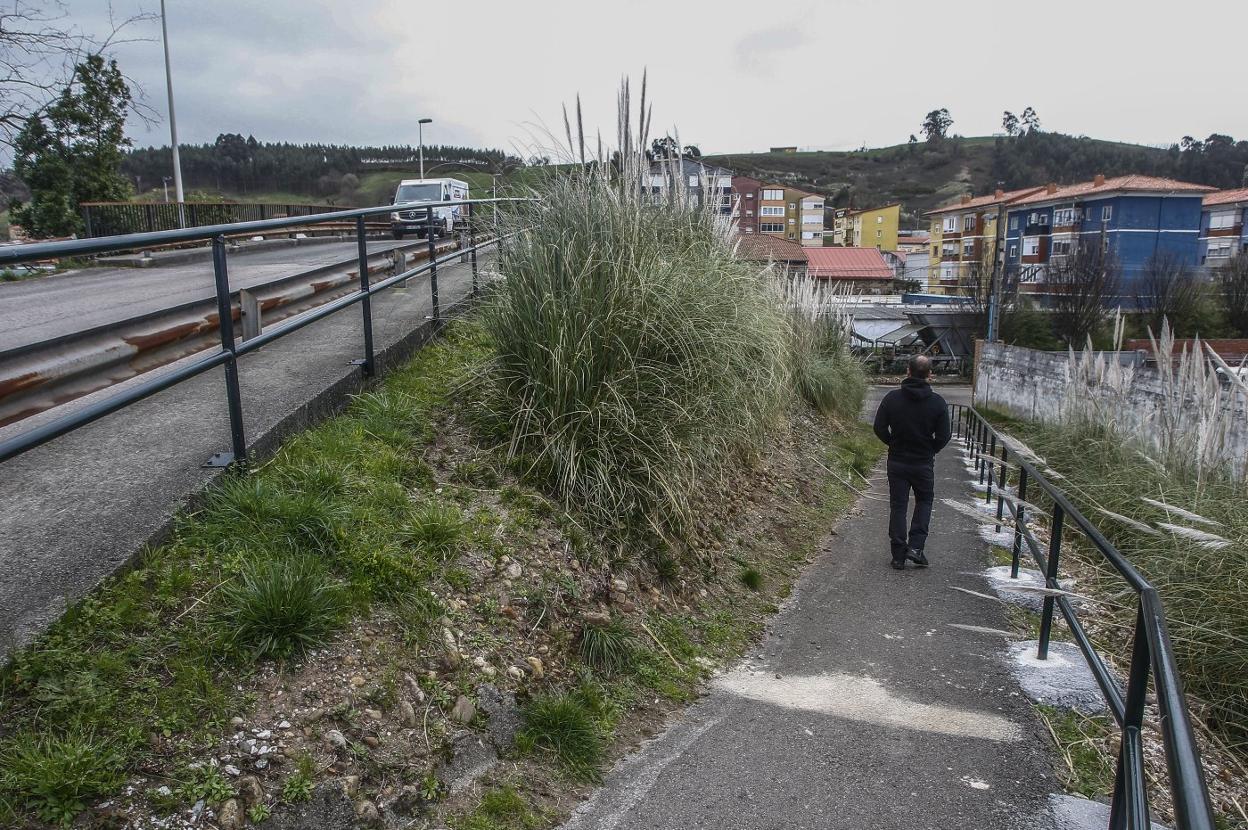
left=974, top=342, right=1248, bottom=478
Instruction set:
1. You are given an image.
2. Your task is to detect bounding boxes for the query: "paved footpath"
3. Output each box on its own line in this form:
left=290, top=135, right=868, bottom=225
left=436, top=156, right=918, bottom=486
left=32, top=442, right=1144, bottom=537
left=560, top=386, right=1074, bottom=830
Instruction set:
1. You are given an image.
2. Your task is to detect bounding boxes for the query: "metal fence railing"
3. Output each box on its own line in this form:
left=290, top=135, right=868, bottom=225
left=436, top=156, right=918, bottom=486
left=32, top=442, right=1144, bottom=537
left=949, top=403, right=1215, bottom=830
left=0, top=198, right=519, bottom=466
left=79, top=200, right=351, bottom=238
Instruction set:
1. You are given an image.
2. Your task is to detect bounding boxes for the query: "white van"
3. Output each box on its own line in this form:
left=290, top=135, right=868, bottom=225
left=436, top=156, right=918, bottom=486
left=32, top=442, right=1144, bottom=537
left=389, top=177, right=469, bottom=239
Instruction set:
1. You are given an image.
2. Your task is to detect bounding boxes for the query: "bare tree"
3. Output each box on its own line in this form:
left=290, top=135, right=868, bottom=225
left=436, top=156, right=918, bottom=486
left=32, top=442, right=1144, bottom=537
left=1217, top=253, right=1248, bottom=337
left=1135, top=251, right=1207, bottom=337
left=0, top=1, right=153, bottom=151
left=1047, top=245, right=1121, bottom=346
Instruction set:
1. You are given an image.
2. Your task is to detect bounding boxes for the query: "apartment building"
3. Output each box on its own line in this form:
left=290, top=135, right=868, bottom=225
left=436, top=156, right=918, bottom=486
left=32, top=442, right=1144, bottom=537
left=924, top=187, right=1044, bottom=293
left=830, top=208, right=853, bottom=246
left=805, top=247, right=895, bottom=294
left=849, top=203, right=901, bottom=251
left=646, top=158, right=734, bottom=214
left=1001, top=175, right=1213, bottom=289
left=795, top=190, right=827, bottom=247
left=1200, top=188, right=1248, bottom=264
left=758, top=184, right=789, bottom=238
left=731, top=175, right=763, bottom=234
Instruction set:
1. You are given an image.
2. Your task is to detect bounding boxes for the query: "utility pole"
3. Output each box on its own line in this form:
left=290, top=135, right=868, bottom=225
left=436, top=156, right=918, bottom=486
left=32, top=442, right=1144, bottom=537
left=418, top=118, right=432, bottom=178
left=160, top=0, right=185, bottom=227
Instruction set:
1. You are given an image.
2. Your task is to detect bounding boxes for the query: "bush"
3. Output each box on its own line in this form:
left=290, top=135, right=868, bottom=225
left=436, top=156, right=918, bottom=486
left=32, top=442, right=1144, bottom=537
left=474, top=165, right=791, bottom=541
left=739, top=567, right=763, bottom=591
left=785, top=279, right=866, bottom=422
left=217, top=557, right=347, bottom=661
left=0, top=732, right=125, bottom=826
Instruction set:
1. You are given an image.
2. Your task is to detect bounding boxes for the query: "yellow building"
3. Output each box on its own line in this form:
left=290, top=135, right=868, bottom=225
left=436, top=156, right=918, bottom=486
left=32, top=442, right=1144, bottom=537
left=849, top=203, right=900, bottom=251
left=923, top=187, right=1045, bottom=294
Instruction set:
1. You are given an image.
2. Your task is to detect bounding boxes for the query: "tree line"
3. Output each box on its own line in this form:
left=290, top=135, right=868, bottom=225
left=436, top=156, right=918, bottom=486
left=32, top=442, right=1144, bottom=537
left=120, top=137, right=523, bottom=201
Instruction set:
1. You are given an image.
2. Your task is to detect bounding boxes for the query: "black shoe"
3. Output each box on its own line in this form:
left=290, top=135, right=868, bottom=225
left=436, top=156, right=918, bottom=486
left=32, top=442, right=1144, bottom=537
left=890, top=559, right=907, bottom=570
left=905, top=548, right=929, bottom=568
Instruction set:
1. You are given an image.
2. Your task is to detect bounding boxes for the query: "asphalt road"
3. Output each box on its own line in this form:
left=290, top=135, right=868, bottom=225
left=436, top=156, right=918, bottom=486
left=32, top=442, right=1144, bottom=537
left=0, top=238, right=419, bottom=353
left=560, top=389, right=1070, bottom=830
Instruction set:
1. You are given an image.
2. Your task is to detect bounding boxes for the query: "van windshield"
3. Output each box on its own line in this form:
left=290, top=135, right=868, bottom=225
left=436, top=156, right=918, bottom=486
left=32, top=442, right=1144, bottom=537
left=395, top=183, right=443, bottom=203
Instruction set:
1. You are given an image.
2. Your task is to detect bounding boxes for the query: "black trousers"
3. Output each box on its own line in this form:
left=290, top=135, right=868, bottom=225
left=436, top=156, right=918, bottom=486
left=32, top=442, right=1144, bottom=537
left=887, top=458, right=935, bottom=562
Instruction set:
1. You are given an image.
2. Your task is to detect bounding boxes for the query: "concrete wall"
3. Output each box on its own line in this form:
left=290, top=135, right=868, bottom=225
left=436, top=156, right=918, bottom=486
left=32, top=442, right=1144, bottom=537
left=974, top=342, right=1248, bottom=478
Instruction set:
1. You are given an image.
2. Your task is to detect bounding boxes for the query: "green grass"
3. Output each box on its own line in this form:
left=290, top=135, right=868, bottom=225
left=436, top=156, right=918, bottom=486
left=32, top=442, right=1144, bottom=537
left=516, top=690, right=607, bottom=781
left=1037, top=706, right=1116, bottom=799
left=577, top=618, right=635, bottom=674
left=405, top=501, right=467, bottom=560
left=450, top=785, right=544, bottom=830
left=739, top=567, right=764, bottom=591
left=0, top=324, right=491, bottom=824
left=470, top=164, right=793, bottom=545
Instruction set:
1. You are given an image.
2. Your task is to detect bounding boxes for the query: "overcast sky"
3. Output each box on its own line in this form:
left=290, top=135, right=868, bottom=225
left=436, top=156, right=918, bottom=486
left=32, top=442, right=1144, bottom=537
left=68, top=0, right=1248, bottom=156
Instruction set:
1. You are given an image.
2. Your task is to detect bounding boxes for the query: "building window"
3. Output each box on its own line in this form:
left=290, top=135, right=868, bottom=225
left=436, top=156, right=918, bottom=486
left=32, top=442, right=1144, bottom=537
left=1209, top=212, right=1236, bottom=230
left=746, top=209, right=754, bottom=216
left=1052, top=239, right=1073, bottom=257
left=942, top=216, right=958, bottom=232
left=802, top=215, right=822, bottom=224
left=762, top=189, right=784, bottom=200
left=1053, top=208, right=1080, bottom=225
left=962, top=240, right=974, bottom=257
left=876, top=229, right=882, bottom=238
left=788, top=218, right=796, bottom=224
left=931, top=247, right=939, bottom=258
left=687, top=175, right=699, bottom=187
left=1207, top=241, right=1233, bottom=259
left=810, top=202, right=824, bottom=211
left=788, top=203, right=796, bottom=210
left=963, top=215, right=975, bottom=231
left=760, top=206, right=785, bottom=216
left=1009, top=245, right=1018, bottom=258
left=1102, top=205, right=1113, bottom=222
left=745, top=193, right=754, bottom=199
left=760, top=223, right=785, bottom=233
left=1009, top=216, right=1018, bottom=231
left=941, top=242, right=957, bottom=256
left=743, top=227, right=754, bottom=234
left=942, top=265, right=955, bottom=280
left=1023, top=237, right=1040, bottom=256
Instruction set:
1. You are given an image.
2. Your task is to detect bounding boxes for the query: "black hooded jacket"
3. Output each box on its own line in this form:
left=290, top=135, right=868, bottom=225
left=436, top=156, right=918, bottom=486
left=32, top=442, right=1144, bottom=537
left=872, top=378, right=952, bottom=464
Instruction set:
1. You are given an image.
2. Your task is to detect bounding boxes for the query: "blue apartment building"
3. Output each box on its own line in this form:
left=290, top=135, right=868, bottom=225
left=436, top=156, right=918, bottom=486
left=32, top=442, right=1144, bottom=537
left=1001, top=175, right=1214, bottom=289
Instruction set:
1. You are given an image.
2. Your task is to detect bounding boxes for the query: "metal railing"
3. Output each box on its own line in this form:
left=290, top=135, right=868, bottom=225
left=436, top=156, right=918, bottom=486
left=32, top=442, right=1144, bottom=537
left=0, top=198, right=520, bottom=466
left=80, top=200, right=350, bottom=238
left=949, top=403, right=1215, bottom=830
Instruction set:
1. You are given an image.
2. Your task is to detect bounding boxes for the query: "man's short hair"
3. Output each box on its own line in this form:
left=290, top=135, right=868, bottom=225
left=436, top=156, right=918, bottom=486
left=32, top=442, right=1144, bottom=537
left=908, top=354, right=932, bottom=379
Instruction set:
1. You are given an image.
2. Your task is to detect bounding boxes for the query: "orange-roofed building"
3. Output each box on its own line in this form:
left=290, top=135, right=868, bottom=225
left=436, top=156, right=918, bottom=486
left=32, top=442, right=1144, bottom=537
left=804, top=246, right=895, bottom=294
left=1200, top=188, right=1248, bottom=264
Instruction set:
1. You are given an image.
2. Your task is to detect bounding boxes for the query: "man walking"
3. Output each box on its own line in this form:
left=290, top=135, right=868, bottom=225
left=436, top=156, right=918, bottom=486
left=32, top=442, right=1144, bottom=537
left=872, top=355, right=951, bottom=570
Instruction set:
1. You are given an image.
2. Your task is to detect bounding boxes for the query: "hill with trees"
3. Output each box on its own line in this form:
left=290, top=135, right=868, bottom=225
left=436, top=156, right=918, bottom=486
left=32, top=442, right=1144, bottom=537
left=708, top=127, right=1248, bottom=228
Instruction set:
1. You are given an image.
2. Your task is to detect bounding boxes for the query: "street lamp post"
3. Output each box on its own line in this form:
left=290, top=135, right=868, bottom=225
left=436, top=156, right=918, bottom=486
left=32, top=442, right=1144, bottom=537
left=159, top=0, right=185, bottom=227
left=418, top=118, right=432, bottom=178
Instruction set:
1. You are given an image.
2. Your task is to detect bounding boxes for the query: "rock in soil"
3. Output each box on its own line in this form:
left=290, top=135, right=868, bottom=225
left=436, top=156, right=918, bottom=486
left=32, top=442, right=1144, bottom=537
left=450, top=695, right=476, bottom=724
left=266, top=782, right=358, bottom=830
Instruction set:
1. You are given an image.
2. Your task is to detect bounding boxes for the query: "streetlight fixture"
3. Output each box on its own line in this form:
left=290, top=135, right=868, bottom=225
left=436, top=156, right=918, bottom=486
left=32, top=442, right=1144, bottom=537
left=418, top=118, right=432, bottom=178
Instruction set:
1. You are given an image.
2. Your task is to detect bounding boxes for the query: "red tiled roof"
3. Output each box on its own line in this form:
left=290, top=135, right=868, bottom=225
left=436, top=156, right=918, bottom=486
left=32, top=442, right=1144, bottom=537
left=804, top=247, right=893, bottom=280
left=1011, top=175, right=1214, bottom=206
left=925, top=187, right=1046, bottom=216
left=732, top=233, right=808, bottom=263
left=1204, top=188, right=1248, bottom=207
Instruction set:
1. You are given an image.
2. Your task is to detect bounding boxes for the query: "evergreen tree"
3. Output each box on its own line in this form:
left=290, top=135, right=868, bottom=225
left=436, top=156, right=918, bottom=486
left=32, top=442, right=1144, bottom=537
left=12, top=54, right=132, bottom=237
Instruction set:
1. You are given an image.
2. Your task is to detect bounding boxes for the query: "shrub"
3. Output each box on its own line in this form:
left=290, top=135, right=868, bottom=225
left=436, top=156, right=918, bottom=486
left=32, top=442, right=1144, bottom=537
left=474, top=158, right=791, bottom=542
left=217, top=557, right=347, bottom=661
left=577, top=618, right=635, bottom=673
left=0, top=732, right=125, bottom=826
left=188, top=476, right=347, bottom=557
left=517, top=692, right=605, bottom=780
left=785, top=278, right=867, bottom=422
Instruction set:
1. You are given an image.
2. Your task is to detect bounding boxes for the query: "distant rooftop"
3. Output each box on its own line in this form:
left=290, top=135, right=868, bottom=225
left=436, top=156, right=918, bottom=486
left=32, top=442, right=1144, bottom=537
left=1010, top=175, right=1214, bottom=207
left=804, top=247, right=893, bottom=280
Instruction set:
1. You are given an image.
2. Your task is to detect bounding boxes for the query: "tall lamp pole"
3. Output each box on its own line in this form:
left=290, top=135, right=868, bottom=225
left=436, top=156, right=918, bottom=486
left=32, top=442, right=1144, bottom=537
left=159, top=0, right=185, bottom=226
left=418, top=117, right=432, bottom=178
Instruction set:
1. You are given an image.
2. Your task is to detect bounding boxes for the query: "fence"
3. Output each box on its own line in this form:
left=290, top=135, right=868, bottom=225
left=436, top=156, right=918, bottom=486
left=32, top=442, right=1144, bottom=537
left=80, top=200, right=351, bottom=238
left=0, top=198, right=517, bottom=466
left=950, top=403, right=1214, bottom=830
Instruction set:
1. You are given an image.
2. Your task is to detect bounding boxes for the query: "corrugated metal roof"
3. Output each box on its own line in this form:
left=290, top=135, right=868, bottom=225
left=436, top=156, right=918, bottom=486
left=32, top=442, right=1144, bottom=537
left=804, top=247, right=893, bottom=280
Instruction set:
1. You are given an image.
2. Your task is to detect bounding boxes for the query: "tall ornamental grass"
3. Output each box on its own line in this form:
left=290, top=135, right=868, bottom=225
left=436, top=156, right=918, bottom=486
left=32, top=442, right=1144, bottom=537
left=475, top=167, right=791, bottom=540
